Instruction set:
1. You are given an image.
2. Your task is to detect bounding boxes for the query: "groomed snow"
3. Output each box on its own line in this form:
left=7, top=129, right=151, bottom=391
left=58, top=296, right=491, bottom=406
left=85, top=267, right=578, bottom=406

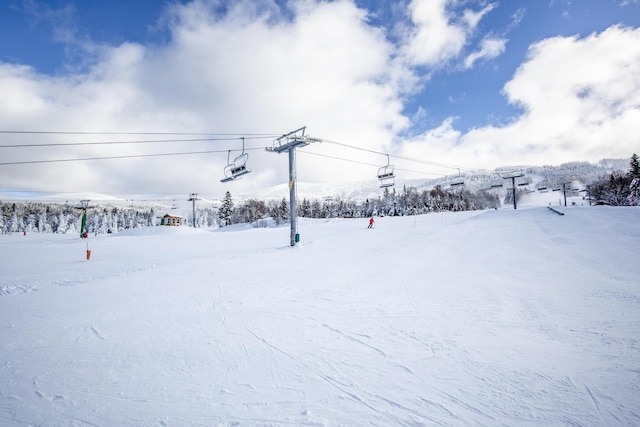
left=1, top=206, right=639, bottom=426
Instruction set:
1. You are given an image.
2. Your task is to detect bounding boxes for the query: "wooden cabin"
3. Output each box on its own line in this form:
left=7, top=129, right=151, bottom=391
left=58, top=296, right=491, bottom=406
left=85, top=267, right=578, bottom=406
left=160, top=213, right=183, bottom=226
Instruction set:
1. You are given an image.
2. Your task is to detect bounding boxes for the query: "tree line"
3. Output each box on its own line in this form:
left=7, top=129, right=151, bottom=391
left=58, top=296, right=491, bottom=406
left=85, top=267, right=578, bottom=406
left=1, top=184, right=500, bottom=234
left=2, top=154, right=636, bottom=234
left=0, top=203, right=158, bottom=235
left=587, top=154, right=639, bottom=206
left=217, top=185, right=500, bottom=227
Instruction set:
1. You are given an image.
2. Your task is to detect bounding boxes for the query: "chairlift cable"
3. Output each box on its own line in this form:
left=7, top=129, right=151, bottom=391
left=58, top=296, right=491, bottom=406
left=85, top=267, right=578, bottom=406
left=2, top=129, right=499, bottom=180
left=0, top=130, right=280, bottom=137
left=3, top=129, right=492, bottom=175
left=0, top=135, right=274, bottom=148
left=0, top=149, right=244, bottom=166
left=298, top=150, right=379, bottom=168
left=322, top=138, right=479, bottom=172
left=298, top=151, right=446, bottom=177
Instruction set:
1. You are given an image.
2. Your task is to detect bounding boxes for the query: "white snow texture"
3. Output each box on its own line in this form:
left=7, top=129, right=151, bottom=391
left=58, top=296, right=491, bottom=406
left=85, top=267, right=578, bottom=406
left=1, top=204, right=639, bottom=426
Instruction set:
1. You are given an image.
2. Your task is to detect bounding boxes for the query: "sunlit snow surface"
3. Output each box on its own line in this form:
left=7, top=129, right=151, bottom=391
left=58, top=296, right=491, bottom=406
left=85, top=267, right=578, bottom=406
left=1, top=206, right=639, bottom=426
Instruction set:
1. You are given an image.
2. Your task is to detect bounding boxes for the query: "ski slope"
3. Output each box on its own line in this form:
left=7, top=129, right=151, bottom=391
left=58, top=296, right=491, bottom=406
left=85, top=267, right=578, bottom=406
left=1, top=206, right=639, bottom=426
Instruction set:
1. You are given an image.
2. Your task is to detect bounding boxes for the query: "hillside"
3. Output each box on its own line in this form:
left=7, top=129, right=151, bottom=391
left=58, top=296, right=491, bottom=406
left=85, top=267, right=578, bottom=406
left=259, top=158, right=628, bottom=202
left=1, top=205, right=639, bottom=426
left=2, top=158, right=624, bottom=204
left=1, top=158, right=626, bottom=236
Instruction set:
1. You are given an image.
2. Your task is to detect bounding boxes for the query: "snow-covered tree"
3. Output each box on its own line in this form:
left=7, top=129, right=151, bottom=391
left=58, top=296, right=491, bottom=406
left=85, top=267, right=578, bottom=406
left=268, top=197, right=288, bottom=224
left=629, top=177, right=639, bottom=206
left=310, top=199, right=323, bottom=218
left=219, top=191, right=234, bottom=227
left=232, top=199, right=268, bottom=224
left=299, top=198, right=311, bottom=217
left=629, top=153, right=639, bottom=178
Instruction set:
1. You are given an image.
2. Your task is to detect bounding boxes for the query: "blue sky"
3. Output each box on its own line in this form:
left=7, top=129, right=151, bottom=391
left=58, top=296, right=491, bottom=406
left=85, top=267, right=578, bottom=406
left=1, top=0, right=639, bottom=196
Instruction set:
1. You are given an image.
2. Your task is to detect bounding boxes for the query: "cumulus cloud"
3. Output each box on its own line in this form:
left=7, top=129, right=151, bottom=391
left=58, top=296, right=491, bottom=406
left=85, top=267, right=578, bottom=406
left=1, top=0, right=637, bottom=197
left=0, top=0, right=414, bottom=194
left=400, top=0, right=497, bottom=67
left=403, top=25, right=640, bottom=171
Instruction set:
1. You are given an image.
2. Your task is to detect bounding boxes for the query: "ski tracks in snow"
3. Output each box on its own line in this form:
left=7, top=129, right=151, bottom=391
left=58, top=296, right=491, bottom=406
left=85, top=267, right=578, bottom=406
left=246, top=325, right=436, bottom=425
left=245, top=320, right=486, bottom=425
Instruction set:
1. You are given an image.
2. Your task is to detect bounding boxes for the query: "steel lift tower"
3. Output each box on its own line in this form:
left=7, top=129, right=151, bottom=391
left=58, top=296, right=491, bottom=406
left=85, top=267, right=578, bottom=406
left=503, top=172, right=524, bottom=209
left=267, top=126, right=321, bottom=246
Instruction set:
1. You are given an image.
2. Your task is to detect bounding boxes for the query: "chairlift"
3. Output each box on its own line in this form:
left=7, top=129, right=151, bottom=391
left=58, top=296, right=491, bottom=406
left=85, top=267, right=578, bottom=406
left=450, top=168, right=464, bottom=187
left=221, top=138, right=252, bottom=183
left=377, top=154, right=395, bottom=188
left=537, top=186, right=548, bottom=193
left=487, top=173, right=503, bottom=189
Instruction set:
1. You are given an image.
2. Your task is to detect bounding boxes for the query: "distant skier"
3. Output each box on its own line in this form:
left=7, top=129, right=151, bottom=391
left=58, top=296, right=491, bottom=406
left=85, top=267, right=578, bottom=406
left=368, top=217, right=375, bottom=228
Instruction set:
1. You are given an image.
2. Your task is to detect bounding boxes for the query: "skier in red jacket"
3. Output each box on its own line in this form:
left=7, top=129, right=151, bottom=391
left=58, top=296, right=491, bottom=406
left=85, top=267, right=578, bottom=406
left=368, top=217, right=375, bottom=228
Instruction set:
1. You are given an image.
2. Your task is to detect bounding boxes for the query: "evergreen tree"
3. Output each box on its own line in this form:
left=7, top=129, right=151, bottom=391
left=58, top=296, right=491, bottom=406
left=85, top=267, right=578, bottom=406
left=279, top=197, right=289, bottom=220
left=629, top=153, right=639, bottom=178
left=310, top=199, right=323, bottom=218
left=56, top=212, right=68, bottom=234
left=629, top=177, right=639, bottom=206
left=0, top=205, right=4, bottom=233
left=6, top=203, right=18, bottom=232
left=219, top=191, right=234, bottom=226
left=268, top=199, right=282, bottom=224
left=300, top=198, right=311, bottom=217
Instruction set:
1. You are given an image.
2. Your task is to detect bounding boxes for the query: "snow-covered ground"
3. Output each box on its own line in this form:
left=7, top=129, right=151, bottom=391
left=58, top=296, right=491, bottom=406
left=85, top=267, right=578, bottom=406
left=1, top=204, right=639, bottom=426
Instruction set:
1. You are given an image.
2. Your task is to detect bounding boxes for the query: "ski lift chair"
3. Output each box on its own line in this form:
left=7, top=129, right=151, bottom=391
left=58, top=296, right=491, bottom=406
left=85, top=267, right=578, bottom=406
left=450, top=177, right=464, bottom=187
left=449, top=168, right=464, bottom=188
left=221, top=138, right=252, bottom=183
left=377, top=155, right=395, bottom=188
left=221, top=152, right=251, bottom=182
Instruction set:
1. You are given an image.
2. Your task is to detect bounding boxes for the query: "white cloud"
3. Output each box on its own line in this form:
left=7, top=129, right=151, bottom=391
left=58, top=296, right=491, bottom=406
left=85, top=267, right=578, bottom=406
left=1, top=1, right=637, bottom=197
left=464, top=37, right=507, bottom=69
left=462, top=2, right=498, bottom=30
left=0, top=0, right=414, bottom=195
left=401, top=0, right=497, bottom=67
left=403, top=25, right=640, bottom=170
left=399, top=117, right=461, bottom=159
left=401, top=0, right=466, bottom=66
left=498, top=25, right=640, bottom=158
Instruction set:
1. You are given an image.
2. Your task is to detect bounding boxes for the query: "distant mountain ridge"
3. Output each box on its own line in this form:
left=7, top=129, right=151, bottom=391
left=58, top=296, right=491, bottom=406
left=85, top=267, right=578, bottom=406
left=1, top=158, right=632, bottom=234
left=253, top=158, right=629, bottom=203
left=1, top=158, right=630, bottom=205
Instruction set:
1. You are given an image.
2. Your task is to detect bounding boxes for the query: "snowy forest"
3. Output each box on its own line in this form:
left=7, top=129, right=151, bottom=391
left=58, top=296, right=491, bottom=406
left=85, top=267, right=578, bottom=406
left=1, top=155, right=637, bottom=235
left=587, top=154, right=639, bottom=206
left=0, top=186, right=499, bottom=235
